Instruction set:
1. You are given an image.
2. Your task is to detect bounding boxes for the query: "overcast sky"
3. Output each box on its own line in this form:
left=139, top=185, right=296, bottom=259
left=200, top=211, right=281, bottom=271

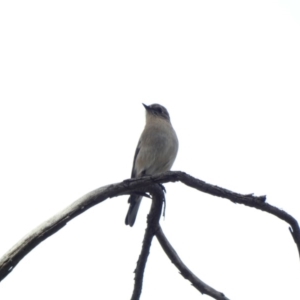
left=1, top=1, right=300, bottom=299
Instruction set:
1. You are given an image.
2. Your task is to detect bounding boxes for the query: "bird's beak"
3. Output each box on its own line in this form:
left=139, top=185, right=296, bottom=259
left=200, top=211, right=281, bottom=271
left=142, top=103, right=150, bottom=110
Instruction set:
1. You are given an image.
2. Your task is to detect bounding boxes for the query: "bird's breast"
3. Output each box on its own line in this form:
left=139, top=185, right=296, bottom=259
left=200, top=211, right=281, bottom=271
left=134, top=120, right=178, bottom=177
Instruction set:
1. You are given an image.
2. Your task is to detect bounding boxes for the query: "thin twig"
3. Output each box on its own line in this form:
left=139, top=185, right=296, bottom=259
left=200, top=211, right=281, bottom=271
left=156, top=225, right=230, bottom=300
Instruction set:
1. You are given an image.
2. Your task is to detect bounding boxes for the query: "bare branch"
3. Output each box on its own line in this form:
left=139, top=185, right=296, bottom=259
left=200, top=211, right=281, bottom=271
left=153, top=171, right=300, bottom=259
left=131, top=185, right=165, bottom=300
left=0, top=170, right=299, bottom=300
left=0, top=178, right=154, bottom=282
left=156, top=225, right=230, bottom=300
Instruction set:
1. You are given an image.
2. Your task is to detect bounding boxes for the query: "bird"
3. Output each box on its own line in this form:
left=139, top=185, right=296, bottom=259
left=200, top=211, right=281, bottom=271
left=125, top=103, right=179, bottom=226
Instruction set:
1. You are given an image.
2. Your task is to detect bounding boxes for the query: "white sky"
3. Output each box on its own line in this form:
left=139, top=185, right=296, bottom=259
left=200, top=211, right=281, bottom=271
left=1, top=1, right=300, bottom=299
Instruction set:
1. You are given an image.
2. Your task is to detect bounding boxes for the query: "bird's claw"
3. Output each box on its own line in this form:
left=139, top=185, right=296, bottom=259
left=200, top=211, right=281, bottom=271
left=158, top=183, right=166, bottom=193
left=132, top=191, right=151, bottom=198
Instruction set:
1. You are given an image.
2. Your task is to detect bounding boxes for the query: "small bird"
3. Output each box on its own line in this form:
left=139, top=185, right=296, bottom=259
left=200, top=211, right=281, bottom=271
left=125, top=103, right=179, bottom=226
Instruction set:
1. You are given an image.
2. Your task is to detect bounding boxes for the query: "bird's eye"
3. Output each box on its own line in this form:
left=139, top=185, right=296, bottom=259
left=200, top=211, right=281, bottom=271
left=157, top=107, right=163, bottom=114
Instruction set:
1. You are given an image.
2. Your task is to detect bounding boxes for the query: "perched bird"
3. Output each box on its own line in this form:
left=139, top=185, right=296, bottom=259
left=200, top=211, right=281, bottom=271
left=125, top=103, right=179, bottom=226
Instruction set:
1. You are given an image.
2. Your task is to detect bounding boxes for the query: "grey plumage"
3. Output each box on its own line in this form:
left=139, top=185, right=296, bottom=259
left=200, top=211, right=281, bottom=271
left=125, top=103, right=179, bottom=226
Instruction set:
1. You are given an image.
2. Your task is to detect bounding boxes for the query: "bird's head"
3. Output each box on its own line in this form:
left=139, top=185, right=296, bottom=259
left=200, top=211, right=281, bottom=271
left=142, top=103, right=170, bottom=122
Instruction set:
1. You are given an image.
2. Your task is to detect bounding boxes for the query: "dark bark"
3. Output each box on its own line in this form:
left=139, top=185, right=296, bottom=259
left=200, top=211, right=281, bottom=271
left=0, top=171, right=299, bottom=300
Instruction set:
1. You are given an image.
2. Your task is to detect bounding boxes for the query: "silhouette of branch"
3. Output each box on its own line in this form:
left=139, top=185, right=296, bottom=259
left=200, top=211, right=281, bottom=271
left=156, top=225, right=230, bottom=300
left=0, top=180, right=148, bottom=282
left=131, top=184, right=164, bottom=300
left=153, top=171, right=300, bottom=259
left=0, top=171, right=299, bottom=300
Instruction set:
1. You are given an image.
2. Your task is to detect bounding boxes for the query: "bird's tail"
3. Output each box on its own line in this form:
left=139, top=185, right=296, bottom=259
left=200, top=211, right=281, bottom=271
left=125, top=195, right=142, bottom=226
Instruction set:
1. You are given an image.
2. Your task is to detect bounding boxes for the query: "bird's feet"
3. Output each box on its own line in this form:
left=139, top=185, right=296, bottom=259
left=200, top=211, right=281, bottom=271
left=131, top=191, right=151, bottom=198
left=158, top=183, right=166, bottom=193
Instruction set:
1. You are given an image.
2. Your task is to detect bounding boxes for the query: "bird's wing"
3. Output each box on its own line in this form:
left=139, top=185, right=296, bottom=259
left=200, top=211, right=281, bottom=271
left=131, top=140, right=141, bottom=178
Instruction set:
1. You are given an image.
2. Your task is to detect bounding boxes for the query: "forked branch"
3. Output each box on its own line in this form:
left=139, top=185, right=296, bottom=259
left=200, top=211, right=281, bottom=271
left=0, top=171, right=299, bottom=300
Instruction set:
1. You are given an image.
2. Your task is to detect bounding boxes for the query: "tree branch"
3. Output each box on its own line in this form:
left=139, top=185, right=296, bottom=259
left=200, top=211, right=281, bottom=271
left=0, top=170, right=299, bottom=300
left=153, top=171, right=300, bottom=259
left=131, top=184, right=165, bottom=300
left=156, top=225, right=230, bottom=300
left=0, top=179, right=151, bottom=282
